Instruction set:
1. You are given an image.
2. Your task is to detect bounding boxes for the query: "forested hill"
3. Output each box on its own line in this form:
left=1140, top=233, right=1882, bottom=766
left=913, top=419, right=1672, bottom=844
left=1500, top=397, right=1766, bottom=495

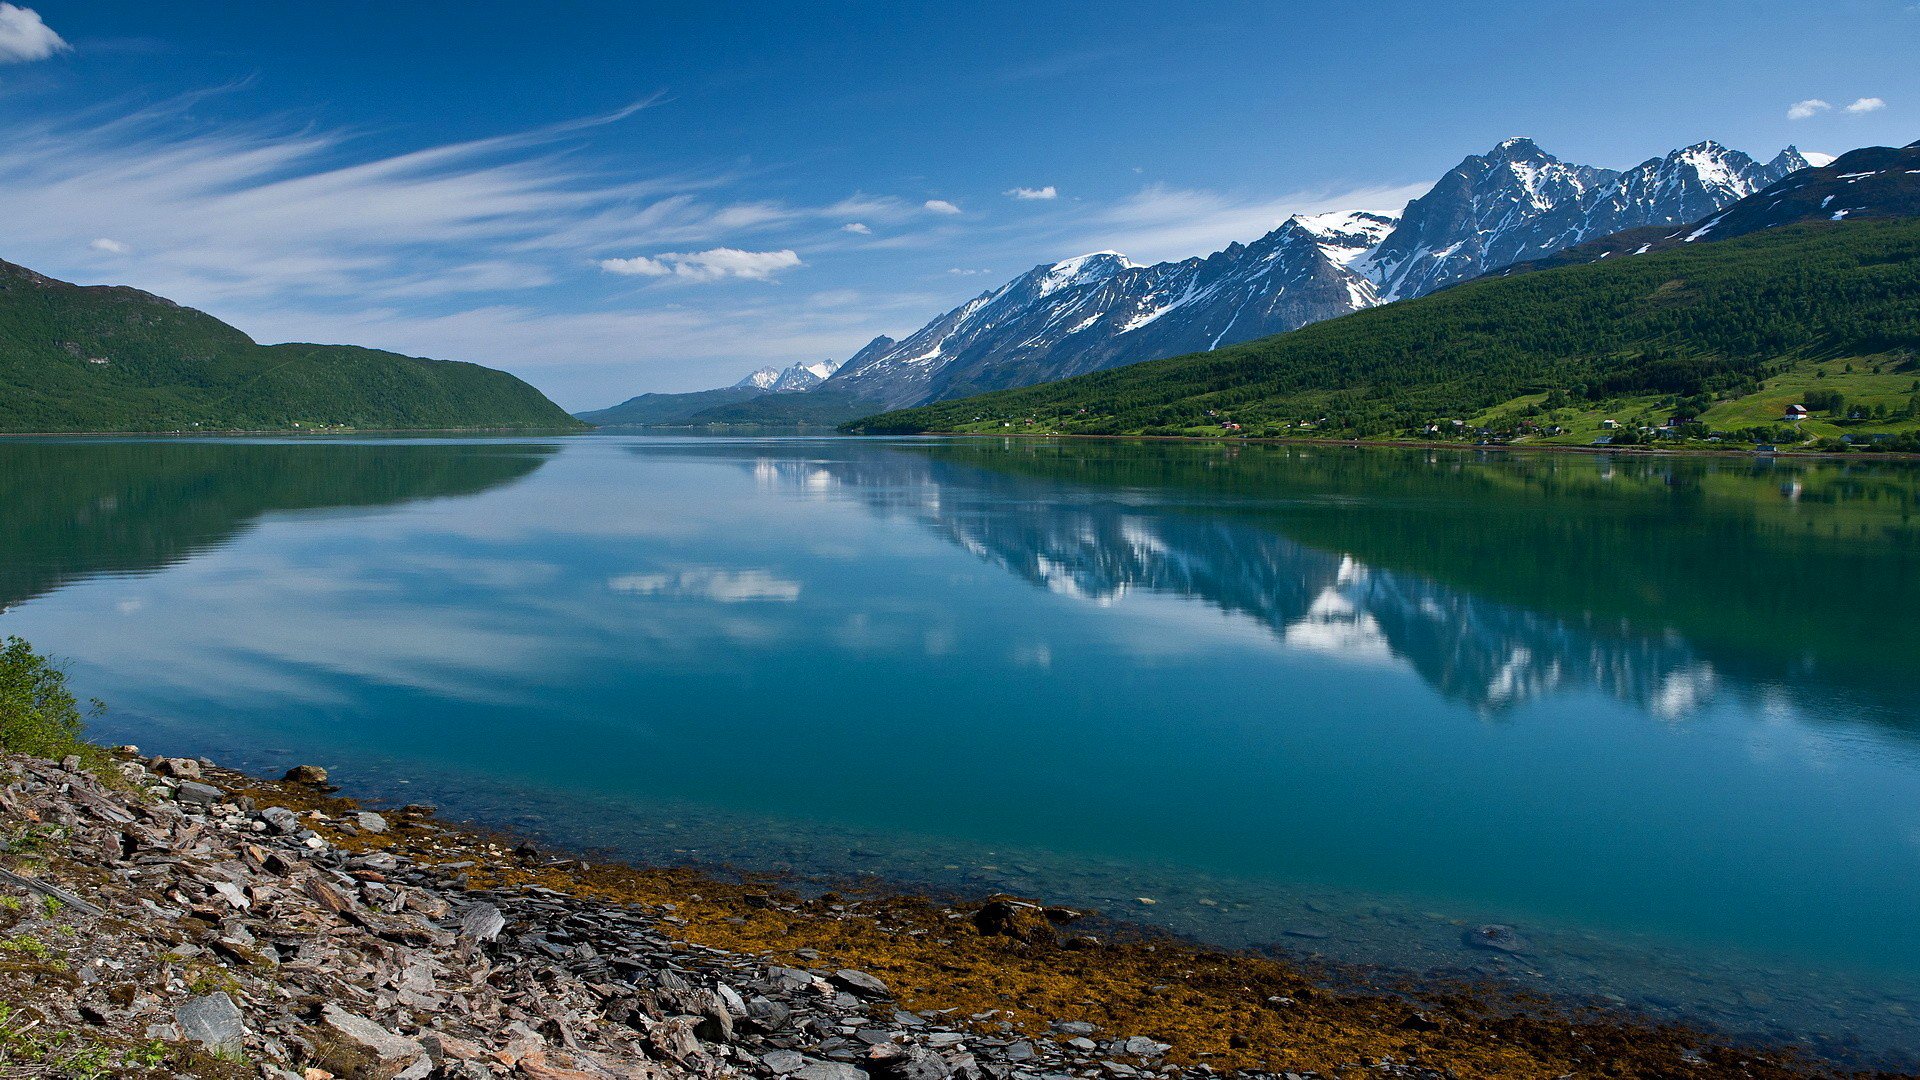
left=845, top=218, right=1920, bottom=445
left=0, top=259, right=581, bottom=433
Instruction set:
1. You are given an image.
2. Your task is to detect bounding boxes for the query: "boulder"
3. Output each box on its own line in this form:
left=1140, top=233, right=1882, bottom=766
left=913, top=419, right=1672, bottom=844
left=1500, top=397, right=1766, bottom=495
left=284, top=765, right=330, bottom=784
left=174, top=991, right=245, bottom=1054
left=173, top=781, right=223, bottom=806
left=315, top=1004, right=429, bottom=1079
left=829, top=968, right=890, bottom=999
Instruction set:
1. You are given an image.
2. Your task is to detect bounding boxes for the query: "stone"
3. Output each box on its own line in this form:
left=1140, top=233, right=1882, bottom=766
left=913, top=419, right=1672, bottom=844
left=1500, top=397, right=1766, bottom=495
left=354, top=812, right=390, bottom=834
left=317, top=1004, right=428, bottom=1079
left=174, top=780, right=223, bottom=805
left=867, top=1042, right=953, bottom=1080
left=154, top=757, right=202, bottom=779
left=1052, top=1021, right=1097, bottom=1037
left=260, top=806, right=301, bottom=834
left=794, top=1063, right=866, bottom=1080
left=830, top=968, right=890, bottom=998
left=174, top=991, right=245, bottom=1053
left=1463, top=924, right=1531, bottom=954
left=761, top=1049, right=808, bottom=1074
left=459, top=902, right=506, bottom=942
left=1121, top=1037, right=1169, bottom=1058
left=284, top=765, right=330, bottom=784
left=1002, top=1042, right=1036, bottom=1063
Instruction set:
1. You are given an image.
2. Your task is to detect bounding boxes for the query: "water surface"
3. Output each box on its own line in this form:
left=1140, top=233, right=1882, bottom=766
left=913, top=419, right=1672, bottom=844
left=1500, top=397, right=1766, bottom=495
left=3, top=435, right=1918, bottom=1063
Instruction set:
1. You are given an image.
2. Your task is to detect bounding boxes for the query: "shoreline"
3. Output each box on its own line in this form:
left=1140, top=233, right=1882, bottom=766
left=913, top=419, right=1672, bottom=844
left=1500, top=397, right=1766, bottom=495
left=862, top=429, right=1920, bottom=462
left=1, top=748, right=1903, bottom=1079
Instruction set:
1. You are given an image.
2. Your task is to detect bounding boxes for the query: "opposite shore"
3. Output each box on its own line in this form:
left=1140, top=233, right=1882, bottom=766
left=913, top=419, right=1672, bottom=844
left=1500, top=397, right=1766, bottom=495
left=0, top=747, right=1904, bottom=1080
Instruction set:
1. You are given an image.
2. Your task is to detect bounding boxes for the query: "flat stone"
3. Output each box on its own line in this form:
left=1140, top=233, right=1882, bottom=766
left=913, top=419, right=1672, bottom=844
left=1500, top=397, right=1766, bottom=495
left=354, top=812, right=389, bottom=834
left=174, top=781, right=222, bottom=806
left=762, top=1049, right=809, bottom=1074
left=174, top=992, right=245, bottom=1053
left=318, top=1004, right=428, bottom=1079
left=459, top=903, right=505, bottom=942
left=831, top=968, right=890, bottom=998
left=1052, top=1021, right=1097, bottom=1037
left=794, top=1063, right=866, bottom=1080
left=1463, top=923, right=1531, bottom=954
left=260, top=806, right=301, bottom=834
left=1003, top=1041, right=1036, bottom=1062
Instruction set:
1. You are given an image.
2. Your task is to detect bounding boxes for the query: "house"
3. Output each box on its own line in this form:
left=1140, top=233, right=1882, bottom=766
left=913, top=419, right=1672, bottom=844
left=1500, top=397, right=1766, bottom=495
left=1601, top=419, right=1619, bottom=430
left=1784, top=404, right=1809, bottom=420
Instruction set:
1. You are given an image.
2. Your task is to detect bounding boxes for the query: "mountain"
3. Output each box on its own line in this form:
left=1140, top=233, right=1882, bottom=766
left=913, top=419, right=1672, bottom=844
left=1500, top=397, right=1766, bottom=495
left=0, top=258, right=578, bottom=433
left=581, top=340, right=889, bottom=427
left=1497, top=140, right=1920, bottom=272
left=582, top=136, right=1810, bottom=424
left=809, top=138, right=1808, bottom=412
left=847, top=215, right=1920, bottom=440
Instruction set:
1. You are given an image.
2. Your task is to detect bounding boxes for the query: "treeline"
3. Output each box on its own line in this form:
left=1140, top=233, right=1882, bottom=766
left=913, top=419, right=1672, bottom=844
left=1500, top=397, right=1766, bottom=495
left=849, top=219, right=1920, bottom=438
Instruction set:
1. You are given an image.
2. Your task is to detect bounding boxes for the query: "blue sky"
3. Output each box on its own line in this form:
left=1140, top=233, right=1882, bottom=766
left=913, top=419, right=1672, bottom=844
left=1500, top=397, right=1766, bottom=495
left=1, top=1, right=1914, bottom=409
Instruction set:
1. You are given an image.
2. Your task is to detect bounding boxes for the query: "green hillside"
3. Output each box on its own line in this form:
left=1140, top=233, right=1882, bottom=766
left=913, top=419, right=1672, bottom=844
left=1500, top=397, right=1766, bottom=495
left=0, top=259, right=582, bottom=433
left=846, top=219, right=1920, bottom=451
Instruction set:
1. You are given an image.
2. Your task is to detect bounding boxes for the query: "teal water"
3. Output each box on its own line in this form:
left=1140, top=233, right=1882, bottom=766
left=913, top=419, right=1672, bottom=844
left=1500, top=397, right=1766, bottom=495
left=3, top=435, right=1919, bottom=1063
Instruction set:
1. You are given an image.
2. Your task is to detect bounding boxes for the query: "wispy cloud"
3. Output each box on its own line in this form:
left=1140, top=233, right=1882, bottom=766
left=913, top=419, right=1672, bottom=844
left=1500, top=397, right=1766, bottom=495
left=1005, top=185, right=1058, bottom=200
left=88, top=238, right=129, bottom=254
left=600, top=248, right=802, bottom=282
left=923, top=199, right=962, bottom=215
left=1787, top=98, right=1833, bottom=120
left=1846, top=96, right=1887, bottom=114
left=841, top=222, right=871, bottom=234
left=0, top=3, right=65, bottom=63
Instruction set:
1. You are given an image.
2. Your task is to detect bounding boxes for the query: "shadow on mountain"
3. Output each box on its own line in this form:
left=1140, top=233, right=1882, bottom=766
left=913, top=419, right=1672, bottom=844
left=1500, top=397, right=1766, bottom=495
left=0, top=439, right=558, bottom=611
left=720, top=438, right=1920, bottom=726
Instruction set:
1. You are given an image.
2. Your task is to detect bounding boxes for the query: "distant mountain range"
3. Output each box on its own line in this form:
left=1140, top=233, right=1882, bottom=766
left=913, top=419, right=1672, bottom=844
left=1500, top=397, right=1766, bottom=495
left=0, top=259, right=580, bottom=434
left=850, top=140, right=1920, bottom=442
left=581, top=138, right=1818, bottom=425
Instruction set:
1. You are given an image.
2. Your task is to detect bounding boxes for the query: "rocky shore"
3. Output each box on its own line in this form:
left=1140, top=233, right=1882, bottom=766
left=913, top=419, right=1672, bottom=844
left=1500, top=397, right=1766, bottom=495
left=0, top=751, right=1898, bottom=1079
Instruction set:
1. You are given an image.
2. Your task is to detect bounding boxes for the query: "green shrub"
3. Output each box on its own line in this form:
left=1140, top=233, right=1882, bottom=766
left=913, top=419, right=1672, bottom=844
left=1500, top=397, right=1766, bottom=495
left=0, top=637, right=100, bottom=762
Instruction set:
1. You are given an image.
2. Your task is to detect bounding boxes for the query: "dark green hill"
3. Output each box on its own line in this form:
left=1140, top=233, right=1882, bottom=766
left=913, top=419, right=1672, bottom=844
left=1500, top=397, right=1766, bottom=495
left=846, top=218, right=1920, bottom=443
left=575, top=385, right=771, bottom=426
left=0, top=259, right=581, bottom=433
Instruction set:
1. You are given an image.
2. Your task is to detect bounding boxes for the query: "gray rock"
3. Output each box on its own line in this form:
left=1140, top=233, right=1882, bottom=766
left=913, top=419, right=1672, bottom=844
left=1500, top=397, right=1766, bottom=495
left=1463, top=923, right=1531, bottom=954
left=259, top=806, right=301, bottom=834
left=762, top=1049, right=809, bottom=1074
left=459, top=903, right=505, bottom=942
left=1121, top=1037, right=1168, bottom=1058
left=320, top=1004, right=428, bottom=1078
left=831, top=968, right=890, bottom=998
left=794, top=1062, right=866, bottom=1080
left=174, top=992, right=245, bottom=1053
left=1052, top=1021, right=1097, bottom=1037
left=283, top=764, right=329, bottom=784
left=173, top=780, right=222, bottom=806
left=355, top=811, right=390, bottom=834
left=868, top=1042, right=953, bottom=1080
left=1003, top=1041, right=1036, bottom=1062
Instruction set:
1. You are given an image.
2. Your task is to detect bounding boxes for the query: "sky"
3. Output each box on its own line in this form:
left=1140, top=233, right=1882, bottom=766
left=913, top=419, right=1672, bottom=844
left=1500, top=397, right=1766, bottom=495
left=0, top=1, right=1915, bottom=410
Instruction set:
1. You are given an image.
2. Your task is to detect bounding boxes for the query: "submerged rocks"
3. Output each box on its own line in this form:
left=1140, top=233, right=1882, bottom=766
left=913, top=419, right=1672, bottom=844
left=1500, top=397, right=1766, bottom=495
left=1464, top=923, right=1532, bottom=955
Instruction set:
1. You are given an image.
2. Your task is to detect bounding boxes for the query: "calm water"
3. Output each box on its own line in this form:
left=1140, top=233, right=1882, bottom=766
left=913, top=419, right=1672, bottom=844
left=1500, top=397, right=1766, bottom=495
left=4, top=435, right=1920, bottom=1062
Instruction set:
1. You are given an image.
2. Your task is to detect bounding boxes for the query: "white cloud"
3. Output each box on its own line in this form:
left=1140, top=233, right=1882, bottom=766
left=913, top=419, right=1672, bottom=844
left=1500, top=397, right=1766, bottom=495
left=89, top=238, right=129, bottom=254
left=609, top=569, right=801, bottom=603
left=923, top=199, right=962, bottom=215
left=1787, top=98, right=1833, bottom=120
left=1005, top=185, right=1058, bottom=200
left=599, top=247, right=802, bottom=282
left=841, top=222, right=871, bottom=234
left=1846, top=97, right=1887, bottom=114
left=947, top=268, right=991, bottom=276
left=0, top=3, right=66, bottom=63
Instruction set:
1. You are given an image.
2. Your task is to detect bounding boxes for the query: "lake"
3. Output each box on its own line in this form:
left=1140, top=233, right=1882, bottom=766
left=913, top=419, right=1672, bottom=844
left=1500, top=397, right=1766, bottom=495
left=4, top=434, right=1918, bottom=1063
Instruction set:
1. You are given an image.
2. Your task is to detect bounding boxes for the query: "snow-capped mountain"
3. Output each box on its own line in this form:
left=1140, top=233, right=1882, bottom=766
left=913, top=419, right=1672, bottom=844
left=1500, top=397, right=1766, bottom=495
left=830, top=212, right=1398, bottom=409
left=1366, top=139, right=1813, bottom=300
left=813, top=137, right=1811, bottom=411
left=734, top=356, right=850, bottom=393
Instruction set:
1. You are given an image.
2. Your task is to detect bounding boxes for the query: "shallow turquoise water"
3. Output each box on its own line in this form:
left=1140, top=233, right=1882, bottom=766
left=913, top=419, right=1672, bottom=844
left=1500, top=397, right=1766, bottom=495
left=3, top=435, right=1918, bottom=1062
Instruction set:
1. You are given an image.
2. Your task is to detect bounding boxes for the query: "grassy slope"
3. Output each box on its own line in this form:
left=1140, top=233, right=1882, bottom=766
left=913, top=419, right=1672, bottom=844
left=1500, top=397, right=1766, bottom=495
left=0, top=260, right=581, bottom=433
left=847, top=219, right=1920, bottom=446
